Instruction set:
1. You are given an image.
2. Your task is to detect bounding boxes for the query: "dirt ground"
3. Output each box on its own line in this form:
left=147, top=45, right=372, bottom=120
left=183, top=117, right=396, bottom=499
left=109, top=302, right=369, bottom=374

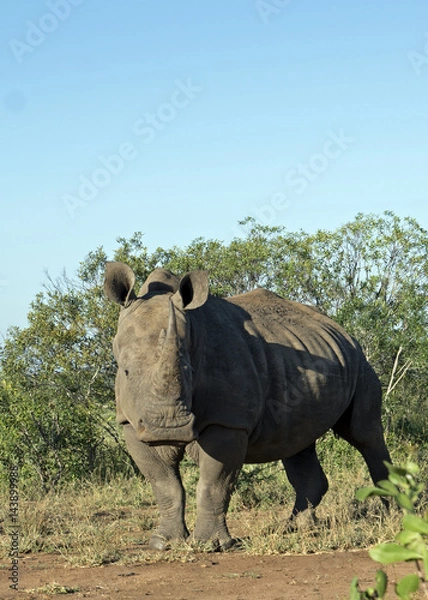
left=0, top=550, right=419, bottom=600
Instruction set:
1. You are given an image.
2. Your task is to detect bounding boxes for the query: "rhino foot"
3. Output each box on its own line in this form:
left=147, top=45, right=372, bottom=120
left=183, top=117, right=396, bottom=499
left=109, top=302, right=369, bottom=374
left=149, top=534, right=169, bottom=550
left=286, top=509, right=318, bottom=533
left=190, top=536, right=241, bottom=553
left=215, top=537, right=241, bottom=552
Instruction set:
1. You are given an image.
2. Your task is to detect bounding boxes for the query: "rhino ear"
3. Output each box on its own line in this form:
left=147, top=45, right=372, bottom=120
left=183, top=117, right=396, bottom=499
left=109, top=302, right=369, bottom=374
left=172, top=270, right=209, bottom=310
left=104, top=262, right=137, bottom=307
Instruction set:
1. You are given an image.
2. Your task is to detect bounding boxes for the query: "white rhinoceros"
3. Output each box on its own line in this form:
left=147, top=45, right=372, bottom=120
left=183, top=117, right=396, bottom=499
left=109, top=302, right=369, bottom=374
left=104, top=262, right=391, bottom=550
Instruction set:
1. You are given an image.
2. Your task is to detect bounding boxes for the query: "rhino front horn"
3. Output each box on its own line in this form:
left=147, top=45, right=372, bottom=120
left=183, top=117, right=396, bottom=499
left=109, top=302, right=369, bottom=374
left=151, top=300, right=181, bottom=396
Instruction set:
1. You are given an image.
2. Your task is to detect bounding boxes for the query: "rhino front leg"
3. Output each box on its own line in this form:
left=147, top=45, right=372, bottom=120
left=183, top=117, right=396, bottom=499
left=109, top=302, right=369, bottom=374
left=123, top=424, right=188, bottom=550
left=193, top=425, right=248, bottom=550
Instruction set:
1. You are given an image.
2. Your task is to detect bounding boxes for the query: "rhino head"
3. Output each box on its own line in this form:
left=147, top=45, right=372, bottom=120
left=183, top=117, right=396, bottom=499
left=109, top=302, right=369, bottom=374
left=104, top=262, right=209, bottom=444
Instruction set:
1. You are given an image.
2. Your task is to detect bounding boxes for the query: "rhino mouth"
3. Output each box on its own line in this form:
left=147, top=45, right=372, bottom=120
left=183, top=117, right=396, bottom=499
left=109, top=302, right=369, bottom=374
left=135, top=413, right=198, bottom=444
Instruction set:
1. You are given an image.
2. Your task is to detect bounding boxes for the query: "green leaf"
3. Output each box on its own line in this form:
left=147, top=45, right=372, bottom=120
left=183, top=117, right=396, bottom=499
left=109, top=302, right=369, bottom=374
left=411, top=539, right=428, bottom=560
left=369, top=543, right=423, bottom=564
left=396, top=530, right=422, bottom=546
left=402, top=514, right=428, bottom=535
left=396, top=493, right=415, bottom=512
left=377, top=479, right=399, bottom=496
left=387, top=465, right=410, bottom=477
left=395, top=573, right=420, bottom=598
left=423, top=547, right=428, bottom=580
left=355, top=487, right=391, bottom=502
left=374, top=569, right=388, bottom=597
left=349, top=577, right=362, bottom=600
left=388, top=473, right=409, bottom=487
left=414, top=483, right=425, bottom=497
left=404, top=462, right=420, bottom=475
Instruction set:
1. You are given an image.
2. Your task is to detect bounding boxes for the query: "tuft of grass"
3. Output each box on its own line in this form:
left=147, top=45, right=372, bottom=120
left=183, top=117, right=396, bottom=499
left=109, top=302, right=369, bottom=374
left=25, top=582, right=80, bottom=594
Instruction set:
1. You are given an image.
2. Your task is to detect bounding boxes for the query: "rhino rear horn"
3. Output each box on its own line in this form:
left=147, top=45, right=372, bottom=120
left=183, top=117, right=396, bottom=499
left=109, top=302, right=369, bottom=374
left=104, top=262, right=137, bottom=307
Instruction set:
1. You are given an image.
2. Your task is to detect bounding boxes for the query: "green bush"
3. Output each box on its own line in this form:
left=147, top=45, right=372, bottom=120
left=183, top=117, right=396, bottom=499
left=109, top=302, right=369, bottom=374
left=350, top=461, right=428, bottom=599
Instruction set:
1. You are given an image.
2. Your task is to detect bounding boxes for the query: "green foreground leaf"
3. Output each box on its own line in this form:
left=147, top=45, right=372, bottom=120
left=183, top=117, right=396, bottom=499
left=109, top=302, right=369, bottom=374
left=395, top=573, right=420, bottom=599
left=402, top=513, right=428, bottom=535
left=396, top=493, right=415, bottom=512
left=369, top=543, right=423, bottom=564
left=355, top=487, right=390, bottom=502
left=349, top=576, right=361, bottom=600
left=374, top=569, right=388, bottom=597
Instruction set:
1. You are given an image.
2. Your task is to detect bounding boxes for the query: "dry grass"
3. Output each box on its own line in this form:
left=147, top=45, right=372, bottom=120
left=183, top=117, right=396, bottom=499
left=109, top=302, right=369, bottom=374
left=0, top=475, right=157, bottom=565
left=230, top=459, right=404, bottom=556
left=0, top=455, right=410, bottom=567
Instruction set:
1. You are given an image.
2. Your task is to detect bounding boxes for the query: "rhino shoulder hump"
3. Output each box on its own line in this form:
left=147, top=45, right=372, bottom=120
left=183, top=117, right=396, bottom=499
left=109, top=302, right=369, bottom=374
left=228, top=288, right=282, bottom=308
left=228, top=288, right=319, bottom=318
left=227, top=288, right=351, bottom=341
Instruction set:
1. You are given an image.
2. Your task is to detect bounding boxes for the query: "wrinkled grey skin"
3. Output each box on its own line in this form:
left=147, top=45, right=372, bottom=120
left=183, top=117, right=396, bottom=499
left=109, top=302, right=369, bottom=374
left=104, top=262, right=391, bottom=550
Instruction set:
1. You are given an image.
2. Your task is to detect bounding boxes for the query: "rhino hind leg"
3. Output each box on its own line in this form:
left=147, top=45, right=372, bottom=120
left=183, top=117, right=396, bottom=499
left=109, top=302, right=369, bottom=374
left=283, top=443, right=329, bottom=516
left=122, top=425, right=189, bottom=550
left=332, top=365, right=392, bottom=486
left=333, top=416, right=391, bottom=486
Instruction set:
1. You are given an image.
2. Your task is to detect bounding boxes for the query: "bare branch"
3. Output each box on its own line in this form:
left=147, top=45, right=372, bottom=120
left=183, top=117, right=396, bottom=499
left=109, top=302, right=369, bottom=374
left=385, top=346, right=412, bottom=399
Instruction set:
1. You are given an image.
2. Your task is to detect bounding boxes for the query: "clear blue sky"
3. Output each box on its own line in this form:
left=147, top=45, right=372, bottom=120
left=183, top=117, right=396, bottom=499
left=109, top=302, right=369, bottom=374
left=1, top=0, right=428, bottom=336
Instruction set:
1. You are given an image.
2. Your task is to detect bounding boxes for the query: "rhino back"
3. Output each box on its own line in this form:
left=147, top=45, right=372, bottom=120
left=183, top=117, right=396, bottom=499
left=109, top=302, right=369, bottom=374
left=228, top=288, right=356, bottom=356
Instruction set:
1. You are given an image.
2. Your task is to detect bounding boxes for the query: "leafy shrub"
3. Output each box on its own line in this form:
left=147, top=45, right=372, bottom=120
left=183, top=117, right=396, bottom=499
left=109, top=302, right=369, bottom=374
left=350, top=461, right=428, bottom=599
